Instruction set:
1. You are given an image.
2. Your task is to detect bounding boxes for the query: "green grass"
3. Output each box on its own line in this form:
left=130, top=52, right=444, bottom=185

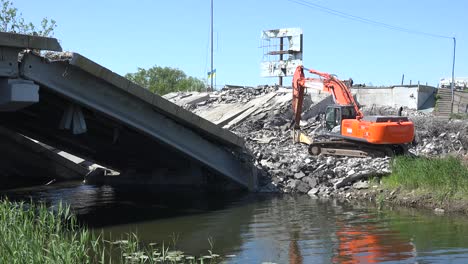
left=0, top=199, right=220, bottom=264
left=382, top=156, right=468, bottom=200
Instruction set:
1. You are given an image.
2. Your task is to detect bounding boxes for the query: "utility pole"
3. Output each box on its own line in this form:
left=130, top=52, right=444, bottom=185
left=279, top=37, right=283, bottom=86
left=450, top=37, right=456, bottom=113
left=210, top=0, right=214, bottom=92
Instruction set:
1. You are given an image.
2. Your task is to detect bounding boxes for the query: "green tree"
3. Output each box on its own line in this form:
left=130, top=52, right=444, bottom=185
left=0, top=0, right=57, bottom=36
left=125, top=66, right=206, bottom=95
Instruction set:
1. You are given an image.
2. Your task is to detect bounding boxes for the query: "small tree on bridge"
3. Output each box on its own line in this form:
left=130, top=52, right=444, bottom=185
left=0, top=0, right=56, bottom=36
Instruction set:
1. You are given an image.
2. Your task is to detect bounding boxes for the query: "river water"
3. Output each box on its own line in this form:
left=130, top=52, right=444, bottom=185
left=3, top=182, right=468, bottom=263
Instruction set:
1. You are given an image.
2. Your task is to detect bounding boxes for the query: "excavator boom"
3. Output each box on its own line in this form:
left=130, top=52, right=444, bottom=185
left=293, top=66, right=363, bottom=129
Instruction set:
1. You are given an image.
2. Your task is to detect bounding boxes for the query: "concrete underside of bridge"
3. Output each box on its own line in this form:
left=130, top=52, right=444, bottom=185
left=0, top=89, right=243, bottom=191
left=0, top=32, right=256, bottom=192
left=0, top=126, right=88, bottom=189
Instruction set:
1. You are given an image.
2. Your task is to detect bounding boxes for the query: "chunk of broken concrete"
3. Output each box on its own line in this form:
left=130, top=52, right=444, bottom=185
left=296, top=182, right=310, bottom=193
left=294, top=171, right=306, bottom=179
left=307, top=187, right=319, bottom=196
left=302, top=176, right=318, bottom=188
left=353, top=180, right=369, bottom=189
left=334, top=171, right=374, bottom=189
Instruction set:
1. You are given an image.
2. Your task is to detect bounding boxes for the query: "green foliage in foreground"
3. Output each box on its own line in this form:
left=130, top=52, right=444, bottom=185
left=0, top=200, right=219, bottom=264
left=0, top=200, right=95, bottom=263
left=125, top=66, right=206, bottom=95
left=382, top=156, right=468, bottom=199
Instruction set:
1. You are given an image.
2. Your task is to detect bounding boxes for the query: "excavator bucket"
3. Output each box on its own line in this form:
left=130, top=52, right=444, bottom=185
left=292, top=129, right=313, bottom=145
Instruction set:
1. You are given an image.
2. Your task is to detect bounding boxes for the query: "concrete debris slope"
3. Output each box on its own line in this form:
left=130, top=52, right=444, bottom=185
left=411, top=117, right=468, bottom=156
left=361, top=106, right=468, bottom=156
left=166, top=87, right=467, bottom=196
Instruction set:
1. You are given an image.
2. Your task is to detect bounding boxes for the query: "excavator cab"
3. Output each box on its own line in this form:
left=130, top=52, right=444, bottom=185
left=325, top=105, right=357, bottom=132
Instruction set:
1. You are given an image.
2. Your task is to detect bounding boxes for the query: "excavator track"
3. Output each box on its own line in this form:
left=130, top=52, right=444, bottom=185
left=308, top=138, right=401, bottom=158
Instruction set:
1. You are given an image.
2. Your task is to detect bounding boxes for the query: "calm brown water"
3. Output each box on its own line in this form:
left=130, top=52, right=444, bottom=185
left=3, top=182, right=468, bottom=263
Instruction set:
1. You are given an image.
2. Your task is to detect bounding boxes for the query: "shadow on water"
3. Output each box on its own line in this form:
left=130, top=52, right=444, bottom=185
left=3, top=182, right=468, bottom=263
left=0, top=182, right=263, bottom=226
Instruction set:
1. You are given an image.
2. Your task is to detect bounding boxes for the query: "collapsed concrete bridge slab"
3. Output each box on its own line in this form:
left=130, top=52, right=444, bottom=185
left=0, top=32, right=256, bottom=191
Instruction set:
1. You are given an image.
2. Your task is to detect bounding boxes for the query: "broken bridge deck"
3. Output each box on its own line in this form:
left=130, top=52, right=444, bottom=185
left=0, top=32, right=256, bottom=191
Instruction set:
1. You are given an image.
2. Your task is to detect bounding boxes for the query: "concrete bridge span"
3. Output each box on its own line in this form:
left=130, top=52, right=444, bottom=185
left=0, top=32, right=256, bottom=191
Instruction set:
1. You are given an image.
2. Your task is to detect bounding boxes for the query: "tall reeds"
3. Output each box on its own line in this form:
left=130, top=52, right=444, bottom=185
left=0, top=199, right=220, bottom=263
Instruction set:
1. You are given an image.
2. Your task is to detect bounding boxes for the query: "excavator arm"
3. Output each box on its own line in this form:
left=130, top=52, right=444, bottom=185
left=292, top=65, right=306, bottom=129
left=292, top=65, right=362, bottom=130
left=308, top=68, right=363, bottom=120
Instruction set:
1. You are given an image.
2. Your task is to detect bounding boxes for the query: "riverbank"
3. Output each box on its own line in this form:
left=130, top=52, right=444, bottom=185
left=0, top=199, right=220, bottom=263
left=335, top=156, right=468, bottom=214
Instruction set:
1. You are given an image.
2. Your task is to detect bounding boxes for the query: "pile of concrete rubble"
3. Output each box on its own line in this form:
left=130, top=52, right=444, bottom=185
left=164, top=86, right=468, bottom=196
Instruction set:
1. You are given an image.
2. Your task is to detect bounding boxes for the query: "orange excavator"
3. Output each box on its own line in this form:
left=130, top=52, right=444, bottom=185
left=292, top=66, right=414, bottom=157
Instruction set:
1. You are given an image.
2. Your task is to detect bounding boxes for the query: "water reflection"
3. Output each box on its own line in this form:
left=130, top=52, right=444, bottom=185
left=2, top=183, right=468, bottom=263
left=288, top=231, right=303, bottom=264
left=333, top=216, right=414, bottom=263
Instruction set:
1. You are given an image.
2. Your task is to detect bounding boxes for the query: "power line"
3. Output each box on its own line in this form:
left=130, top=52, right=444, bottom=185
left=288, top=0, right=457, bottom=114
left=287, top=0, right=452, bottom=39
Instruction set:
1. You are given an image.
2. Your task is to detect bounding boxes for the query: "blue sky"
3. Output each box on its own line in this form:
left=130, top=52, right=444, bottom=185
left=14, top=0, right=467, bottom=88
